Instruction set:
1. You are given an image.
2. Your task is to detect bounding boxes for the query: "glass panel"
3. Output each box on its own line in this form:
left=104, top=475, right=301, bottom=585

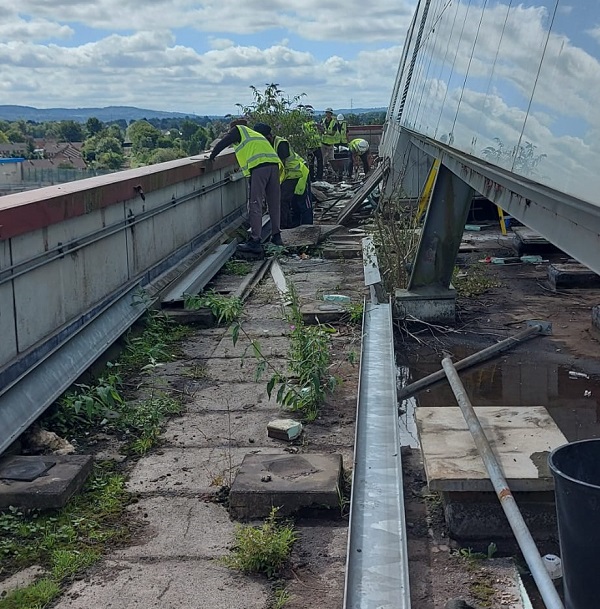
left=518, top=0, right=600, bottom=204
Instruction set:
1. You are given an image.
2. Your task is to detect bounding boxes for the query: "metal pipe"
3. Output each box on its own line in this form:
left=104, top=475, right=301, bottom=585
left=398, top=324, right=543, bottom=400
left=441, top=356, right=564, bottom=609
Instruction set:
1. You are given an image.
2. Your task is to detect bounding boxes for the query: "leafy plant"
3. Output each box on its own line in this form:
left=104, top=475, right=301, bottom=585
left=236, top=83, right=314, bottom=158
left=272, top=587, right=292, bottom=609
left=452, top=265, right=499, bottom=298
left=344, top=301, right=364, bottom=325
left=184, top=291, right=243, bottom=324
left=0, top=578, right=60, bottom=609
left=223, top=508, right=297, bottom=578
left=224, top=259, right=252, bottom=276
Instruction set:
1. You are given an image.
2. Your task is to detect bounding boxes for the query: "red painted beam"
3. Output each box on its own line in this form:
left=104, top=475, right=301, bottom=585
left=0, top=152, right=236, bottom=240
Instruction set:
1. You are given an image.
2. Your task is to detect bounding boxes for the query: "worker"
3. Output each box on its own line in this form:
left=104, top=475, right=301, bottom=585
left=302, top=106, right=324, bottom=181
left=348, top=138, right=370, bottom=176
left=253, top=123, right=312, bottom=228
left=321, top=108, right=338, bottom=173
left=209, top=118, right=284, bottom=253
left=336, top=114, right=348, bottom=148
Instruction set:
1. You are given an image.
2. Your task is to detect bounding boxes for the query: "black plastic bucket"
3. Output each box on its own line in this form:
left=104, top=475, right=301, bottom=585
left=548, top=439, right=600, bottom=609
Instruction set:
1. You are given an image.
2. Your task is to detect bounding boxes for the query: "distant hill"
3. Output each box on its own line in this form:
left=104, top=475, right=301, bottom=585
left=0, top=105, right=387, bottom=123
left=0, top=105, right=210, bottom=123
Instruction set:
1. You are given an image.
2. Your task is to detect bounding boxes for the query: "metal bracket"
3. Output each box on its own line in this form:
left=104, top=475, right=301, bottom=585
left=527, top=320, right=553, bottom=335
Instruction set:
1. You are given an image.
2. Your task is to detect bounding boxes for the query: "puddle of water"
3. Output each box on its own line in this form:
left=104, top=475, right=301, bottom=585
left=397, top=348, right=600, bottom=443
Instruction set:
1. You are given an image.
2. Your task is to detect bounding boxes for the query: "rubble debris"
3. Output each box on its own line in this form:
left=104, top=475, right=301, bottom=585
left=25, top=427, right=75, bottom=455
left=267, top=418, right=303, bottom=441
left=568, top=371, right=589, bottom=380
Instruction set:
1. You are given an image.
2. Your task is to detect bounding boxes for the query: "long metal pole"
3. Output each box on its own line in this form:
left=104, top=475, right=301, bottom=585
left=398, top=324, right=543, bottom=400
left=441, top=357, right=564, bottom=609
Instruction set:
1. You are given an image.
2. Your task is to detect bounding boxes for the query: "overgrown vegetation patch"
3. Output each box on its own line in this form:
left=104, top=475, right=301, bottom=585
left=0, top=462, right=129, bottom=608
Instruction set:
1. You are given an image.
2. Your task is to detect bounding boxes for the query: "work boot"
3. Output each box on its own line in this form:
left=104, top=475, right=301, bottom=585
left=270, top=233, right=284, bottom=247
left=237, top=238, right=263, bottom=254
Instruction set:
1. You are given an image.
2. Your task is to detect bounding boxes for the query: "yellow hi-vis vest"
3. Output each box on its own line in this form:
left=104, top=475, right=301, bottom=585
left=337, top=121, right=348, bottom=145
left=233, top=126, right=283, bottom=177
left=274, top=136, right=309, bottom=195
left=321, top=117, right=338, bottom=145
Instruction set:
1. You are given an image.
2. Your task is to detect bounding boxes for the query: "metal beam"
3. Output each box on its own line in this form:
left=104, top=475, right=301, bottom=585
left=408, top=163, right=474, bottom=290
left=344, top=301, right=411, bottom=609
left=0, top=285, right=146, bottom=455
left=408, top=131, right=600, bottom=276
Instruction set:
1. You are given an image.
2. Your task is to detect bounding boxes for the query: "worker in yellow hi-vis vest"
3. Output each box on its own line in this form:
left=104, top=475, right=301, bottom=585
left=209, top=118, right=284, bottom=254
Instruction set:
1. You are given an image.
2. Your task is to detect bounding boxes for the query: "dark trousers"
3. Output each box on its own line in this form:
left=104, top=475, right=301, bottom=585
left=348, top=153, right=370, bottom=175
left=280, top=178, right=298, bottom=229
left=308, top=147, right=323, bottom=181
left=291, top=180, right=313, bottom=226
left=249, top=164, right=281, bottom=239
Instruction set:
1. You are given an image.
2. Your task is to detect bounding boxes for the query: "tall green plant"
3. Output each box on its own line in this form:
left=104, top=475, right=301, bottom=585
left=236, top=83, right=314, bottom=158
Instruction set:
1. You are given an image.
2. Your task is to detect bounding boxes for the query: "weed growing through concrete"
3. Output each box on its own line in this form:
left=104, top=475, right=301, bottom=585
left=0, top=462, right=129, bottom=609
left=184, top=291, right=243, bottom=324
left=232, top=281, right=337, bottom=422
left=271, top=586, right=292, bottom=608
left=223, top=508, right=297, bottom=578
left=223, top=259, right=252, bottom=276
left=343, top=301, right=364, bottom=325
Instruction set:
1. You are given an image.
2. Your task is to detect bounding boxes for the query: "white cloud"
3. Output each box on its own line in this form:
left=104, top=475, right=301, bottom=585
left=2, top=0, right=412, bottom=113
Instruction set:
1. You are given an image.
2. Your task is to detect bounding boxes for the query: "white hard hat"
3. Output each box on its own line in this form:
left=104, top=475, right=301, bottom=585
left=357, top=140, right=369, bottom=154
left=337, top=114, right=344, bottom=121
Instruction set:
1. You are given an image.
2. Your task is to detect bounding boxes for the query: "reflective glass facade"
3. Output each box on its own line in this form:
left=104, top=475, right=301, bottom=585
left=393, top=0, right=600, bottom=205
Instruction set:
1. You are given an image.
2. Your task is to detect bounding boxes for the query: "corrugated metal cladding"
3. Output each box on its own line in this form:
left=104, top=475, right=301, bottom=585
left=391, top=0, right=600, bottom=206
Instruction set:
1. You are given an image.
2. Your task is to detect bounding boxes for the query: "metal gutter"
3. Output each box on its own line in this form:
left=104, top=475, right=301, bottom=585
left=344, top=301, right=411, bottom=609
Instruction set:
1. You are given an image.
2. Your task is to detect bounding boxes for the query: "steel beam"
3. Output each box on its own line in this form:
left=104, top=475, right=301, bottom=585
left=408, top=163, right=474, bottom=290
left=344, top=302, right=411, bottom=609
left=408, top=131, right=600, bottom=276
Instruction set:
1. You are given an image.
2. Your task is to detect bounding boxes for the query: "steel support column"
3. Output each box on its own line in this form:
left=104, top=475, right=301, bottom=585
left=408, top=163, right=474, bottom=290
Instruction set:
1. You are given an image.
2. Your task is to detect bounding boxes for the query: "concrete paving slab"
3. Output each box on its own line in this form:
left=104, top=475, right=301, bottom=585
left=203, top=356, right=285, bottom=382
left=301, top=301, right=347, bottom=324
left=229, top=318, right=290, bottom=336
left=548, top=262, right=600, bottom=290
left=416, top=406, right=567, bottom=491
left=229, top=453, right=343, bottom=519
left=294, top=524, right=348, bottom=562
left=127, top=447, right=286, bottom=494
left=117, top=496, right=235, bottom=559
left=0, top=455, right=93, bottom=509
left=162, top=409, right=280, bottom=448
left=281, top=224, right=342, bottom=247
left=54, top=559, right=268, bottom=609
left=212, top=334, right=289, bottom=359
left=178, top=333, right=226, bottom=359
left=186, top=382, right=278, bottom=413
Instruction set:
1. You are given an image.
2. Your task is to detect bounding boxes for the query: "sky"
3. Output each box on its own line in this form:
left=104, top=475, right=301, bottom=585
left=0, top=0, right=417, bottom=115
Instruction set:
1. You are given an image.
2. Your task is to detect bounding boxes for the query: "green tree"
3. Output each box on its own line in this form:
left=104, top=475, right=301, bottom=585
left=236, top=83, right=314, bottom=158
left=0, top=131, right=9, bottom=143
left=127, top=120, right=161, bottom=153
left=148, top=148, right=186, bottom=164
left=86, top=117, right=103, bottom=138
left=96, top=151, right=124, bottom=170
left=57, top=120, right=84, bottom=142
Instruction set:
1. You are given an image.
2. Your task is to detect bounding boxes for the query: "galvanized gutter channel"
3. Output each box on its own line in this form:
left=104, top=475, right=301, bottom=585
left=344, top=302, right=411, bottom=609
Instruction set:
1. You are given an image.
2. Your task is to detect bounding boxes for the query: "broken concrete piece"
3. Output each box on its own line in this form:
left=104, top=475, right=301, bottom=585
left=25, top=428, right=75, bottom=455
left=267, top=419, right=303, bottom=441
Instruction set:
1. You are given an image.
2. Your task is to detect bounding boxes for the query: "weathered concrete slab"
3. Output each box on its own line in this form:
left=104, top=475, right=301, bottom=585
left=442, top=490, right=557, bottom=540
left=162, top=408, right=275, bottom=448
left=281, top=224, right=343, bottom=247
left=127, top=447, right=285, bottom=494
left=229, top=453, right=343, bottom=520
left=202, top=356, right=282, bottom=382
left=301, top=301, right=347, bottom=324
left=322, top=244, right=362, bottom=259
left=54, top=560, right=268, bottom=609
left=416, top=406, right=567, bottom=492
left=512, top=227, right=561, bottom=256
left=395, top=287, right=456, bottom=324
left=548, top=262, right=600, bottom=290
left=211, top=334, right=289, bottom=359
left=117, top=497, right=235, bottom=559
left=593, top=304, right=600, bottom=333
left=179, top=332, right=227, bottom=359
left=0, top=455, right=93, bottom=509
left=186, top=382, right=278, bottom=413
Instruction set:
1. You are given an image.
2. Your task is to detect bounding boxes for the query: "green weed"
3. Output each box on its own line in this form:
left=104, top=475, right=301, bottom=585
left=0, top=463, right=129, bottom=609
left=223, top=508, right=297, bottom=578
left=271, top=586, right=292, bottom=609
left=224, top=260, right=252, bottom=276
left=344, top=301, right=364, bottom=325
left=0, top=577, right=60, bottom=609
left=452, top=265, right=500, bottom=298
left=184, top=291, right=243, bottom=324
